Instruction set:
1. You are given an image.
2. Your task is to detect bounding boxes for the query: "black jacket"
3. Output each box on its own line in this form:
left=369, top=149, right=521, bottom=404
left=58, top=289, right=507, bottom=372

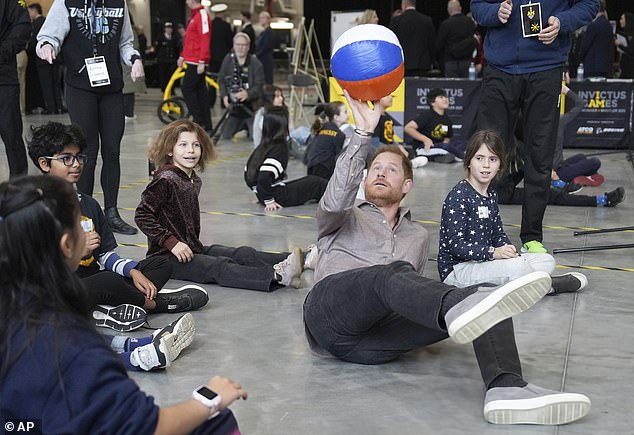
left=389, top=8, right=435, bottom=74
left=436, top=13, right=476, bottom=62
left=0, top=0, right=31, bottom=85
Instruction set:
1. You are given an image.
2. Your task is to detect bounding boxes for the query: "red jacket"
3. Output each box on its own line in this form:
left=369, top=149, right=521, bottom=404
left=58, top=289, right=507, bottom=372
left=181, top=6, right=211, bottom=64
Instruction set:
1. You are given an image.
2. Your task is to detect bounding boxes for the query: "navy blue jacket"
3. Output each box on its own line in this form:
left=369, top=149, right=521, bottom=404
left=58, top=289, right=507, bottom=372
left=0, top=315, right=158, bottom=433
left=471, top=0, right=598, bottom=74
left=580, top=14, right=614, bottom=77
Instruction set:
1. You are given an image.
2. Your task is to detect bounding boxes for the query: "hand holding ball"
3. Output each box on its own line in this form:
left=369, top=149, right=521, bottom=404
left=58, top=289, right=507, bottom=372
left=331, top=24, right=404, bottom=101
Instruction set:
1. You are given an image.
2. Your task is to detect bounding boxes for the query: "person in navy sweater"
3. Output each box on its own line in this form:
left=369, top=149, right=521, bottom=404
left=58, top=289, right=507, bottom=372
left=472, top=0, right=598, bottom=254
left=0, top=175, right=247, bottom=433
left=438, top=130, right=587, bottom=294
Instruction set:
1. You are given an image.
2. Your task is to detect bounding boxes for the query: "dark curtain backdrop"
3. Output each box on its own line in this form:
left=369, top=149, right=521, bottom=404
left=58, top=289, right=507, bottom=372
left=304, top=0, right=634, bottom=59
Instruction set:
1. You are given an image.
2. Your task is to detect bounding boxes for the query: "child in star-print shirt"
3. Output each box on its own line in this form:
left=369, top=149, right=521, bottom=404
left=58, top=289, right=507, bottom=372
left=438, top=131, right=588, bottom=294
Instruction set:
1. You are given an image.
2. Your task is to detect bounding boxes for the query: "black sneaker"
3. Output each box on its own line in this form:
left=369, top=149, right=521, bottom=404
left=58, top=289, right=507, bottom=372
left=605, top=187, right=625, bottom=207
left=563, top=182, right=583, bottom=194
left=104, top=207, right=138, bottom=235
left=93, top=304, right=147, bottom=331
left=550, top=272, right=588, bottom=295
left=155, top=285, right=209, bottom=313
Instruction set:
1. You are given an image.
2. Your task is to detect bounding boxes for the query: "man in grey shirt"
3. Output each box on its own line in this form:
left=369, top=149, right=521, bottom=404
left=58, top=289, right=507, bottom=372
left=303, top=93, right=591, bottom=426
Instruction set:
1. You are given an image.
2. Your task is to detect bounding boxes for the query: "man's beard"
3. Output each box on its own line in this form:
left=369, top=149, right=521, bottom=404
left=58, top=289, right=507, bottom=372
left=365, top=183, right=402, bottom=207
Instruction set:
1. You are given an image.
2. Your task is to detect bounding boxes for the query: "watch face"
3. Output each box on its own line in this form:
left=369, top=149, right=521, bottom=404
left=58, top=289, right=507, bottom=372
left=197, top=386, right=218, bottom=400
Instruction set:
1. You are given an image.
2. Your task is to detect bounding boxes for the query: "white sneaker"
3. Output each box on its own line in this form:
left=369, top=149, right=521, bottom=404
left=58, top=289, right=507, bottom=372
left=303, top=244, right=319, bottom=270
left=411, top=156, right=429, bottom=168
left=131, top=333, right=174, bottom=371
left=484, top=383, right=591, bottom=425
left=273, top=247, right=302, bottom=288
left=152, top=313, right=195, bottom=362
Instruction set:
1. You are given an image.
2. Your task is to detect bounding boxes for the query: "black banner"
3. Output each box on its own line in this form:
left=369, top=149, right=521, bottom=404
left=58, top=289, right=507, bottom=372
left=403, top=78, right=632, bottom=149
left=404, top=78, right=481, bottom=141
left=564, top=81, right=633, bottom=149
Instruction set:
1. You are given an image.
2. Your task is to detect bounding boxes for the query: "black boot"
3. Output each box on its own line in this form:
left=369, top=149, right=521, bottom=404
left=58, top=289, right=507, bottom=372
left=105, top=207, right=138, bottom=235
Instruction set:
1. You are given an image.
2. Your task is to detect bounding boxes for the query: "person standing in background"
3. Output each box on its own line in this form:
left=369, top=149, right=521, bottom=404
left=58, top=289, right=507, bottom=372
left=241, top=11, right=256, bottom=54
left=256, top=11, right=275, bottom=85
left=155, top=22, right=179, bottom=92
left=471, top=0, right=598, bottom=253
left=178, top=0, right=212, bottom=132
left=0, top=0, right=30, bottom=179
left=579, top=0, right=614, bottom=78
left=436, top=0, right=477, bottom=78
left=37, top=0, right=145, bottom=234
left=390, top=0, right=436, bottom=77
left=209, top=4, right=233, bottom=110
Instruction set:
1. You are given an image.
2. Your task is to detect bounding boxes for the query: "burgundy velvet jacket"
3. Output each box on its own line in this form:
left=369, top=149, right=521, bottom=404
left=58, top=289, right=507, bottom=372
left=135, top=165, right=205, bottom=257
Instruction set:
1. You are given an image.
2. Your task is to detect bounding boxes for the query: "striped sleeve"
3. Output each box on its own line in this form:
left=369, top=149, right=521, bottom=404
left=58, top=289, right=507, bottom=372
left=99, top=251, right=139, bottom=278
left=260, top=157, right=284, bottom=179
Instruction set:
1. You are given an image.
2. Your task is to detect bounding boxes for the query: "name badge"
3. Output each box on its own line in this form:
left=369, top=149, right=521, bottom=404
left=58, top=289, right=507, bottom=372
left=520, top=2, right=542, bottom=38
left=477, top=205, right=490, bottom=219
left=81, top=217, right=94, bottom=233
left=85, top=56, right=111, bottom=87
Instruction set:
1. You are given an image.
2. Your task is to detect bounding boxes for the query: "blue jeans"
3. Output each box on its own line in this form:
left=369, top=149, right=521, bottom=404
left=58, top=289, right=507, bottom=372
left=303, top=261, right=523, bottom=388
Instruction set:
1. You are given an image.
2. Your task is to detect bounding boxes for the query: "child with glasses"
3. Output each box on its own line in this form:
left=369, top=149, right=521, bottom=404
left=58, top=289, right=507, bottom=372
left=27, top=122, right=208, bottom=332
left=438, top=130, right=587, bottom=295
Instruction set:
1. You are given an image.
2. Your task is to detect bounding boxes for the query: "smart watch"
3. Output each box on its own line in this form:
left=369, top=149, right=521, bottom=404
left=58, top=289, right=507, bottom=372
left=192, top=386, right=222, bottom=419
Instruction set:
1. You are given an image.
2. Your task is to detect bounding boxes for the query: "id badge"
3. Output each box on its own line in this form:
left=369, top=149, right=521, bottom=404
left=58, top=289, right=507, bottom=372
left=85, top=56, right=111, bottom=87
left=520, top=2, right=542, bottom=38
left=477, top=205, right=490, bottom=219
left=80, top=217, right=94, bottom=232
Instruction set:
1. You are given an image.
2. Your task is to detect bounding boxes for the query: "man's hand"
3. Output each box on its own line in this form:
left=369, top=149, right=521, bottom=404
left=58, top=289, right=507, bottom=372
left=539, top=16, right=560, bottom=45
left=498, top=0, right=513, bottom=24
left=82, top=231, right=101, bottom=257
left=264, top=201, right=283, bottom=212
left=343, top=89, right=381, bottom=132
left=130, top=269, right=158, bottom=299
left=235, top=89, right=249, bottom=102
left=208, top=376, right=248, bottom=410
left=39, top=43, right=56, bottom=64
left=171, top=241, right=194, bottom=263
left=131, top=59, right=145, bottom=82
left=196, top=62, right=205, bottom=74
left=493, top=244, right=519, bottom=259
left=177, top=56, right=184, bottom=68
left=222, top=95, right=230, bottom=107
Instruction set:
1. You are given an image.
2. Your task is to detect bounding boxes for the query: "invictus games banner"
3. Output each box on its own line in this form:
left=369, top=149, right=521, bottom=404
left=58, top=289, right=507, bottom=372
left=404, top=78, right=481, bottom=141
left=564, top=81, right=633, bottom=149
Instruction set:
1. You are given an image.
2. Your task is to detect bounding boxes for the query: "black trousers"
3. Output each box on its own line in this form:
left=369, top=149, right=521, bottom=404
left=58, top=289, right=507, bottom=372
left=444, top=59, right=470, bottom=78
left=303, top=261, right=523, bottom=388
left=181, top=65, right=211, bottom=130
left=157, top=60, right=177, bottom=92
left=36, top=61, right=63, bottom=113
left=477, top=64, right=562, bottom=244
left=0, top=85, right=27, bottom=178
left=80, top=256, right=172, bottom=308
left=66, top=86, right=124, bottom=209
left=499, top=186, right=597, bottom=207
left=261, top=176, right=328, bottom=207
left=166, top=244, right=289, bottom=292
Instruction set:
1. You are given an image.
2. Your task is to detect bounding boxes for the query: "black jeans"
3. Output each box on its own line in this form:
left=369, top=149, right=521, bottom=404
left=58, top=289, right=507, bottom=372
left=303, top=261, right=523, bottom=388
left=478, top=64, right=562, bottom=244
left=0, top=85, right=27, bottom=178
left=80, top=256, right=172, bottom=308
left=66, top=85, right=124, bottom=209
left=181, top=65, right=211, bottom=130
left=260, top=176, right=328, bottom=207
left=166, top=244, right=289, bottom=292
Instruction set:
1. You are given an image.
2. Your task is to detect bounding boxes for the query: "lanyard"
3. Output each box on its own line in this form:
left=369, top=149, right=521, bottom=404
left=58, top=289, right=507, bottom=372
left=84, top=0, right=106, bottom=57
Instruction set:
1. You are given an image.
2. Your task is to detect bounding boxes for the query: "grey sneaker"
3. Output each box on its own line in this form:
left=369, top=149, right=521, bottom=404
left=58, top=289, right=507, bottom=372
left=152, top=313, right=195, bottom=362
left=445, top=271, right=551, bottom=344
left=274, top=247, right=302, bottom=288
left=303, top=244, right=319, bottom=270
left=484, top=383, right=591, bottom=425
left=550, top=272, right=587, bottom=295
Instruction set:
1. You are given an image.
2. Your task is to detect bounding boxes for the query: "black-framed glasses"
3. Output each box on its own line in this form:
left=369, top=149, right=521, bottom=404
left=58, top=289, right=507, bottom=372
left=45, top=154, right=87, bottom=166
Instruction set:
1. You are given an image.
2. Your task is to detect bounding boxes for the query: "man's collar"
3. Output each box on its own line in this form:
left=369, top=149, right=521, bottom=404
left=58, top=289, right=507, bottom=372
left=357, top=200, right=412, bottom=221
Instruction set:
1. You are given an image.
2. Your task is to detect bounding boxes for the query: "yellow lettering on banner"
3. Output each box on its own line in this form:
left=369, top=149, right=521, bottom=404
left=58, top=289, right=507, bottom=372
left=588, top=91, right=606, bottom=109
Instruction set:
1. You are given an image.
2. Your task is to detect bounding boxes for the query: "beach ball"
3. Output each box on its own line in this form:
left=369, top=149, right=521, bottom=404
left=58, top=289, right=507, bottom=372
left=331, top=24, right=404, bottom=101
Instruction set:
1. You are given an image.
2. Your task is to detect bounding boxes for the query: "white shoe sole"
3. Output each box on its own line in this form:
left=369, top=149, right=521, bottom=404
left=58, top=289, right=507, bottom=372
left=484, top=393, right=591, bottom=425
left=567, top=272, right=588, bottom=291
left=93, top=304, right=147, bottom=332
left=159, top=284, right=208, bottom=296
left=448, top=271, right=551, bottom=344
left=164, top=313, right=195, bottom=361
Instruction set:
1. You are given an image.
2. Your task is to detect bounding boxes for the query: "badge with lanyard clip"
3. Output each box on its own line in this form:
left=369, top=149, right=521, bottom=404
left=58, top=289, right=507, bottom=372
left=520, top=1, right=543, bottom=38
left=82, top=0, right=111, bottom=87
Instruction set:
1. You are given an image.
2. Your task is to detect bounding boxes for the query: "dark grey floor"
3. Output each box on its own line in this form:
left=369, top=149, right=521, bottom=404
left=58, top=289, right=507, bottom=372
left=4, top=89, right=633, bottom=434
